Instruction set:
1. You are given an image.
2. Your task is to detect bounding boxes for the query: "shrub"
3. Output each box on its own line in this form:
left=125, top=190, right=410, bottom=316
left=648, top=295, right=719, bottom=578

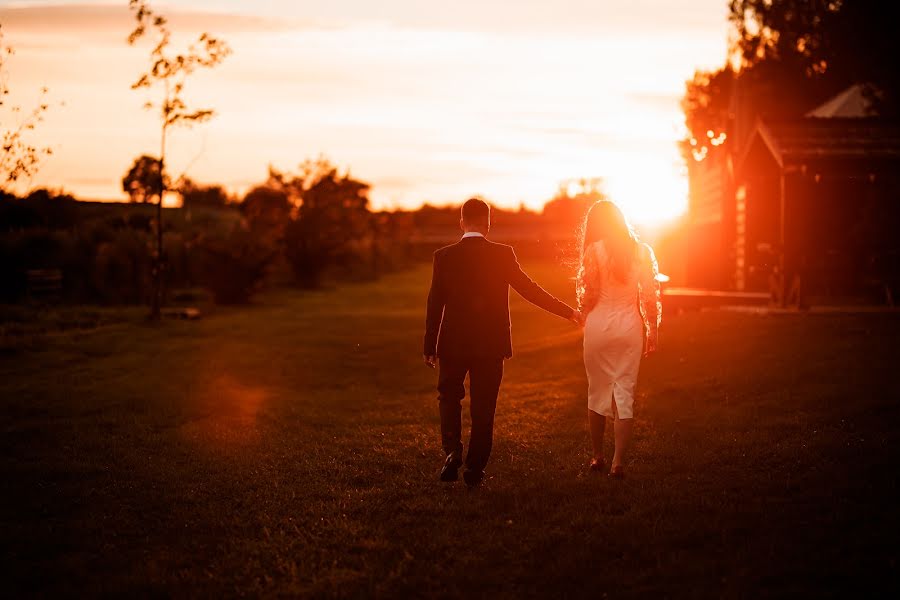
left=0, top=233, right=28, bottom=301
left=89, top=228, right=152, bottom=304
left=196, top=227, right=277, bottom=304
left=0, top=229, right=68, bottom=302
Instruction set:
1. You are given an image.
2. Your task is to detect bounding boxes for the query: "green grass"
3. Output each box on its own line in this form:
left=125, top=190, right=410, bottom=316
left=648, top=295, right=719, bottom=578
left=2, top=261, right=898, bottom=597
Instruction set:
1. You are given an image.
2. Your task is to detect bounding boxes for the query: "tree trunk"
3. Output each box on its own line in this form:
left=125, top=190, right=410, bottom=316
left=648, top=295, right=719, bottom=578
left=149, top=123, right=167, bottom=320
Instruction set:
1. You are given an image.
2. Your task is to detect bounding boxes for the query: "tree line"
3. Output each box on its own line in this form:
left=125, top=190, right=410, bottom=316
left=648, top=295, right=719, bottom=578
left=0, top=154, right=415, bottom=306
left=0, top=170, right=609, bottom=307
left=681, top=0, right=900, bottom=160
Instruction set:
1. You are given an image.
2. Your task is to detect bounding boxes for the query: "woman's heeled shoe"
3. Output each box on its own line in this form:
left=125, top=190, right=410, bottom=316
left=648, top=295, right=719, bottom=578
left=589, top=457, right=606, bottom=472
left=608, top=465, right=625, bottom=479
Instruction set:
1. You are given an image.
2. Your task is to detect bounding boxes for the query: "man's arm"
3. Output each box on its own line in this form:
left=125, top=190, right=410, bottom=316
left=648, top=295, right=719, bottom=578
left=506, top=247, right=576, bottom=320
left=423, top=251, right=446, bottom=366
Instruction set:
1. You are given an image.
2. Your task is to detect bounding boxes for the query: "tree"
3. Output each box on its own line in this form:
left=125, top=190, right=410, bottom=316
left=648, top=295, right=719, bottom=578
left=277, top=157, right=372, bottom=288
left=196, top=226, right=277, bottom=304
left=0, top=25, right=54, bottom=188
left=678, top=66, right=734, bottom=162
left=122, top=154, right=165, bottom=203
left=239, top=184, right=292, bottom=239
left=543, top=179, right=607, bottom=231
left=127, top=0, right=231, bottom=319
left=681, top=0, right=900, bottom=167
left=177, top=177, right=229, bottom=210
left=728, top=0, right=900, bottom=114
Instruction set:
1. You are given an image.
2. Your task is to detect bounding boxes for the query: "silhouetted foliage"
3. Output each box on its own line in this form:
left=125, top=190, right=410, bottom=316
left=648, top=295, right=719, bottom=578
left=177, top=177, right=229, bottom=211
left=127, top=0, right=231, bottom=318
left=196, top=227, right=277, bottom=304
left=0, top=224, right=153, bottom=304
left=122, top=155, right=165, bottom=204
left=543, top=182, right=608, bottom=232
left=240, top=184, right=292, bottom=240
left=88, top=228, right=154, bottom=304
left=127, top=1, right=231, bottom=130
left=679, top=66, right=735, bottom=161
left=369, top=210, right=415, bottom=274
left=729, top=0, right=900, bottom=113
left=275, top=158, right=372, bottom=288
left=0, top=192, right=242, bottom=304
left=0, top=25, right=54, bottom=187
left=0, top=189, right=78, bottom=231
left=683, top=0, right=900, bottom=157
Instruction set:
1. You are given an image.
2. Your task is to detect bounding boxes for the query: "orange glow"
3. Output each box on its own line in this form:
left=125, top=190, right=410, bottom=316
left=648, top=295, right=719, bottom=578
left=1, top=1, right=728, bottom=226
left=606, top=165, right=688, bottom=225
left=180, top=373, right=269, bottom=447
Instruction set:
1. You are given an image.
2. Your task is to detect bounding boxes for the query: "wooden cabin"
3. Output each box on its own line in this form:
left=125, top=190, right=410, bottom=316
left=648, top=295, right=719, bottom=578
left=684, top=87, right=900, bottom=305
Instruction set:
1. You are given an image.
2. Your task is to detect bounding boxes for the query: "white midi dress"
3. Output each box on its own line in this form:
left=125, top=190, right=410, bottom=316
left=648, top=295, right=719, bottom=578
left=581, top=241, right=661, bottom=419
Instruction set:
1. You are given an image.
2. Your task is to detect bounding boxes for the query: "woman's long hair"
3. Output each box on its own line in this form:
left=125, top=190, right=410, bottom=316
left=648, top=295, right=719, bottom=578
left=576, top=200, right=638, bottom=308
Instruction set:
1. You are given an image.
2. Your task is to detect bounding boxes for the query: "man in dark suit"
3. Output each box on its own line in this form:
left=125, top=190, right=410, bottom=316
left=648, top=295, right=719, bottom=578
left=424, top=198, right=581, bottom=487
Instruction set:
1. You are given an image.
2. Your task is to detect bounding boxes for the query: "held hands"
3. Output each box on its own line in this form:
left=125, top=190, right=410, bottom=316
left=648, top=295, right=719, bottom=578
left=423, top=354, right=437, bottom=369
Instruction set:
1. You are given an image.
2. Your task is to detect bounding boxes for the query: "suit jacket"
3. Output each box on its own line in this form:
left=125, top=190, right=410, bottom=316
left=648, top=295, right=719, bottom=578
left=424, top=236, right=574, bottom=360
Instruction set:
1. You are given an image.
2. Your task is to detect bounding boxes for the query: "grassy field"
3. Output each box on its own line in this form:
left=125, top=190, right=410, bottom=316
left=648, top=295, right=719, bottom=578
left=2, top=261, right=899, bottom=598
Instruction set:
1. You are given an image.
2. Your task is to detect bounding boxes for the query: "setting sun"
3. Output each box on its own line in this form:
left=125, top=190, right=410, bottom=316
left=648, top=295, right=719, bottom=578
left=607, top=165, right=688, bottom=225
left=1, top=0, right=726, bottom=224
left=4, top=2, right=899, bottom=597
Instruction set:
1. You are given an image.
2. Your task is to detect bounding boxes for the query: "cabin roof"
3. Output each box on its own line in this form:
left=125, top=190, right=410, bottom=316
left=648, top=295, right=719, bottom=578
left=805, top=84, right=876, bottom=118
left=738, top=118, right=900, bottom=172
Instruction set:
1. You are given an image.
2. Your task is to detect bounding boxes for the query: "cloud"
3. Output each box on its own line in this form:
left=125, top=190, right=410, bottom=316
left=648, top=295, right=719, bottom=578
left=289, top=0, right=727, bottom=36
left=1, top=0, right=727, bottom=37
left=0, top=3, right=304, bottom=38
left=7, top=1, right=720, bottom=215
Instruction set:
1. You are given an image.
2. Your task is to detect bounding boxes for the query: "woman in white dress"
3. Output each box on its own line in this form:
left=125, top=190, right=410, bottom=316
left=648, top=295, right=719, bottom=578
left=576, top=201, right=661, bottom=478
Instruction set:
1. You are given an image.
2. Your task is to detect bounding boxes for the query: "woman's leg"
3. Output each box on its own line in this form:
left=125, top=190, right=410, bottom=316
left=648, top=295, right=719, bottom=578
left=610, top=397, right=632, bottom=469
left=588, top=409, right=606, bottom=460
left=611, top=418, right=632, bottom=469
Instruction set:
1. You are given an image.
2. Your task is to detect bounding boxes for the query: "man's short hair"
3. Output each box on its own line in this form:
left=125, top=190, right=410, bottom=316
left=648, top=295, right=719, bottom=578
left=461, top=198, right=490, bottom=224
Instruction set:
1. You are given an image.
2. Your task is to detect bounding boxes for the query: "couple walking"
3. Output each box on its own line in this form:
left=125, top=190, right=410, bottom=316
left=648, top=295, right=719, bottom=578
left=423, top=198, right=661, bottom=486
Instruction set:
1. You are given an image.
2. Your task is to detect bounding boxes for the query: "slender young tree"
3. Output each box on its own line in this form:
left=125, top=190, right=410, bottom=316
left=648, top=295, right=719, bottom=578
left=0, top=25, right=54, bottom=188
left=127, top=0, right=230, bottom=319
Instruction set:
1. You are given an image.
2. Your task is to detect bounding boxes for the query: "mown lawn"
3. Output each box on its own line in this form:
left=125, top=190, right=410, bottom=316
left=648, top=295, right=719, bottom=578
left=2, top=262, right=898, bottom=597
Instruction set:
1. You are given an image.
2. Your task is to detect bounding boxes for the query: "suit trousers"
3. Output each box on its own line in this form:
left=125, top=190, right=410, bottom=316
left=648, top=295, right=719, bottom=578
left=437, top=356, right=504, bottom=472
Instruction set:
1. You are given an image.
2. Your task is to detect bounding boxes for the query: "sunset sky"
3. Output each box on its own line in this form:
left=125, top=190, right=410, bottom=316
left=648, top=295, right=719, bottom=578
left=1, top=0, right=728, bottom=223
